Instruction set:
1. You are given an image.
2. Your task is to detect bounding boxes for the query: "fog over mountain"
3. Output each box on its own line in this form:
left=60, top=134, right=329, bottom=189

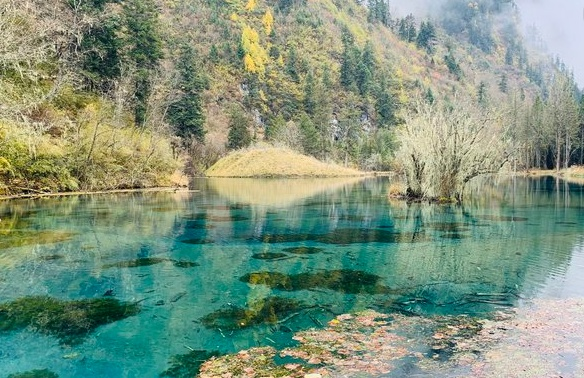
left=389, top=0, right=584, bottom=87
left=516, top=0, right=584, bottom=87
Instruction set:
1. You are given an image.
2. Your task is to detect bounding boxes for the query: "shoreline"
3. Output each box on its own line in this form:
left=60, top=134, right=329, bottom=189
left=0, top=186, right=198, bottom=201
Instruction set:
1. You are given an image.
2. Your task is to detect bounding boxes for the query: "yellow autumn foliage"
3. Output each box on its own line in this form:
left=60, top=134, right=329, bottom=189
left=245, top=0, right=256, bottom=11
left=241, top=25, right=268, bottom=74
left=262, top=9, right=274, bottom=35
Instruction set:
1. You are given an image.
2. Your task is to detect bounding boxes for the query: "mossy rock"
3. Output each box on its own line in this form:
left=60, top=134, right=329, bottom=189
left=0, top=296, right=140, bottom=344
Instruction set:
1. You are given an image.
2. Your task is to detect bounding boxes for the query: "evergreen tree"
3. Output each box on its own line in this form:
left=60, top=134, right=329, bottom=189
left=444, top=49, right=462, bottom=80
left=167, top=44, right=208, bottom=145
left=227, top=108, right=252, bottom=150
left=286, top=46, right=300, bottom=82
left=477, top=81, right=488, bottom=106
left=265, top=114, right=286, bottom=141
left=375, top=74, right=396, bottom=127
left=123, top=0, right=163, bottom=126
left=303, top=71, right=316, bottom=115
left=367, top=0, right=390, bottom=26
left=299, top=114, right=320, bottom=157
left=356, top=60, right=372, bottom=96
left=398, top=14, right=417, bottom=43
left=416, top=21, right=437, bottom=54
left=425, top=88, right=435, bottom=104
left=340, top=31, right=359, bottom=91
left=499, top=74, right=508, bottom=93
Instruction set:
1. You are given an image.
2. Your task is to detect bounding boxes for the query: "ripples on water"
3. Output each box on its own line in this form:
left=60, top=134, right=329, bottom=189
left=0, top=176, right=582, bottom=377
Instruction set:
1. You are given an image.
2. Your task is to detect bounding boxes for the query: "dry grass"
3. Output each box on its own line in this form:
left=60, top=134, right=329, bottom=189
left=205, top=146, right=365, bottom=178
left=522, top=166, right=584, bottom=185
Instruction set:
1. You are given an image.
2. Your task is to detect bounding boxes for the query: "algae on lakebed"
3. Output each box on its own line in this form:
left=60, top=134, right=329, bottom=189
left=7, top=369, right=59, bottom=378
left=0, top=296, right=140, bottom=344
left=200, top=297, right=306, bottom=330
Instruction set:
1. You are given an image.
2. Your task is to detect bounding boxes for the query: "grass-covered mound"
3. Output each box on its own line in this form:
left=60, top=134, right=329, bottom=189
left=205, top=147, right=363, bottom=178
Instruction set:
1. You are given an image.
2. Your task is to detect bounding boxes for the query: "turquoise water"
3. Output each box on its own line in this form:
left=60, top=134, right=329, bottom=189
left=0, top=176, right=583, bottom=377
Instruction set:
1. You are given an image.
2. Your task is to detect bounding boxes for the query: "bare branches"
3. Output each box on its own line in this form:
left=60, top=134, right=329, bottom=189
left=396, top=96, right=508, bottom=202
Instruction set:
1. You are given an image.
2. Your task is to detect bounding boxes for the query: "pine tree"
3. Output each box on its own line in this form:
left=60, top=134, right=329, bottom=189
left=303, top=71, right=316, bottom=115
left=299, top=114, right=320, bottom=157
left=227, top=108, right=252, bottom=150
left=167, top=44, right=208, bottom=145
left=375, top=74, right=396, bottom=127
left=265, top=114, right=286, bottom=141
left=416, top=21, right=437, bottom=54
left=123, top=0, right=163, bottom=126
left=477, top=81, right=488, bottom=106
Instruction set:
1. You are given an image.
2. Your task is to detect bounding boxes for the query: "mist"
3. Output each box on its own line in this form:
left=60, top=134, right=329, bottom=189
left=389, top=0, right=584, bottom=87
left=515, top=0, right=584, bottom=87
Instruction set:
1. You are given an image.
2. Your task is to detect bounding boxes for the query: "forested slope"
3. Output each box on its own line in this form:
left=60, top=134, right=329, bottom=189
left=0, top=0, right=582, bottom=195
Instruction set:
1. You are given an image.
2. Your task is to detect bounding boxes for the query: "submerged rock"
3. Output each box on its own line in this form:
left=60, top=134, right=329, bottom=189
left=0, top=296, right=140, bottom=345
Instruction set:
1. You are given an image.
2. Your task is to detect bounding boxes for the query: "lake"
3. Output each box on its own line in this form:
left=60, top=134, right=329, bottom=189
left=0, top=176, right=583, bottom=377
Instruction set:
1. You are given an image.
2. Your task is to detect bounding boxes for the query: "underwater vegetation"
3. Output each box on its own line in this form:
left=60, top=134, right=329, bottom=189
left=282, top=246, right=324, bottom=255
left=0, top=296, right=140, bottom=344
left=258, top=228, right=430, bottom=245
left=6, top=370, right=59, bottom=378
left=102, top=257, right=199, bottom=269
left=160, top=349, right=222, bottom=378
left=240, top=270, right=394, bottom=294
left=252, top=252, right=289, bottom=260
left=200, top=297, right=305, bottom=330
left=180, top=238, right=214, bottom=245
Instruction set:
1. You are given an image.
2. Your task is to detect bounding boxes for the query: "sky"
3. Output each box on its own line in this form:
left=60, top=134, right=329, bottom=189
left=390, top=0, right=584, bottom=87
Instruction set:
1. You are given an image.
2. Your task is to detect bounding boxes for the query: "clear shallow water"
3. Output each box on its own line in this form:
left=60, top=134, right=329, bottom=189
left=0, top=176, right=583, bottom=377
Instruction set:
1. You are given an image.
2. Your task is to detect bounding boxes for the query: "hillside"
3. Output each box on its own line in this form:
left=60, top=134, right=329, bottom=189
left=0, top=0, right=582, bottom=194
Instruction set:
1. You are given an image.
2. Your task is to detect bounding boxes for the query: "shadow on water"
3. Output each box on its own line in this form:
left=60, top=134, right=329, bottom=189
left=257, top=228, right=430, bottom=244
